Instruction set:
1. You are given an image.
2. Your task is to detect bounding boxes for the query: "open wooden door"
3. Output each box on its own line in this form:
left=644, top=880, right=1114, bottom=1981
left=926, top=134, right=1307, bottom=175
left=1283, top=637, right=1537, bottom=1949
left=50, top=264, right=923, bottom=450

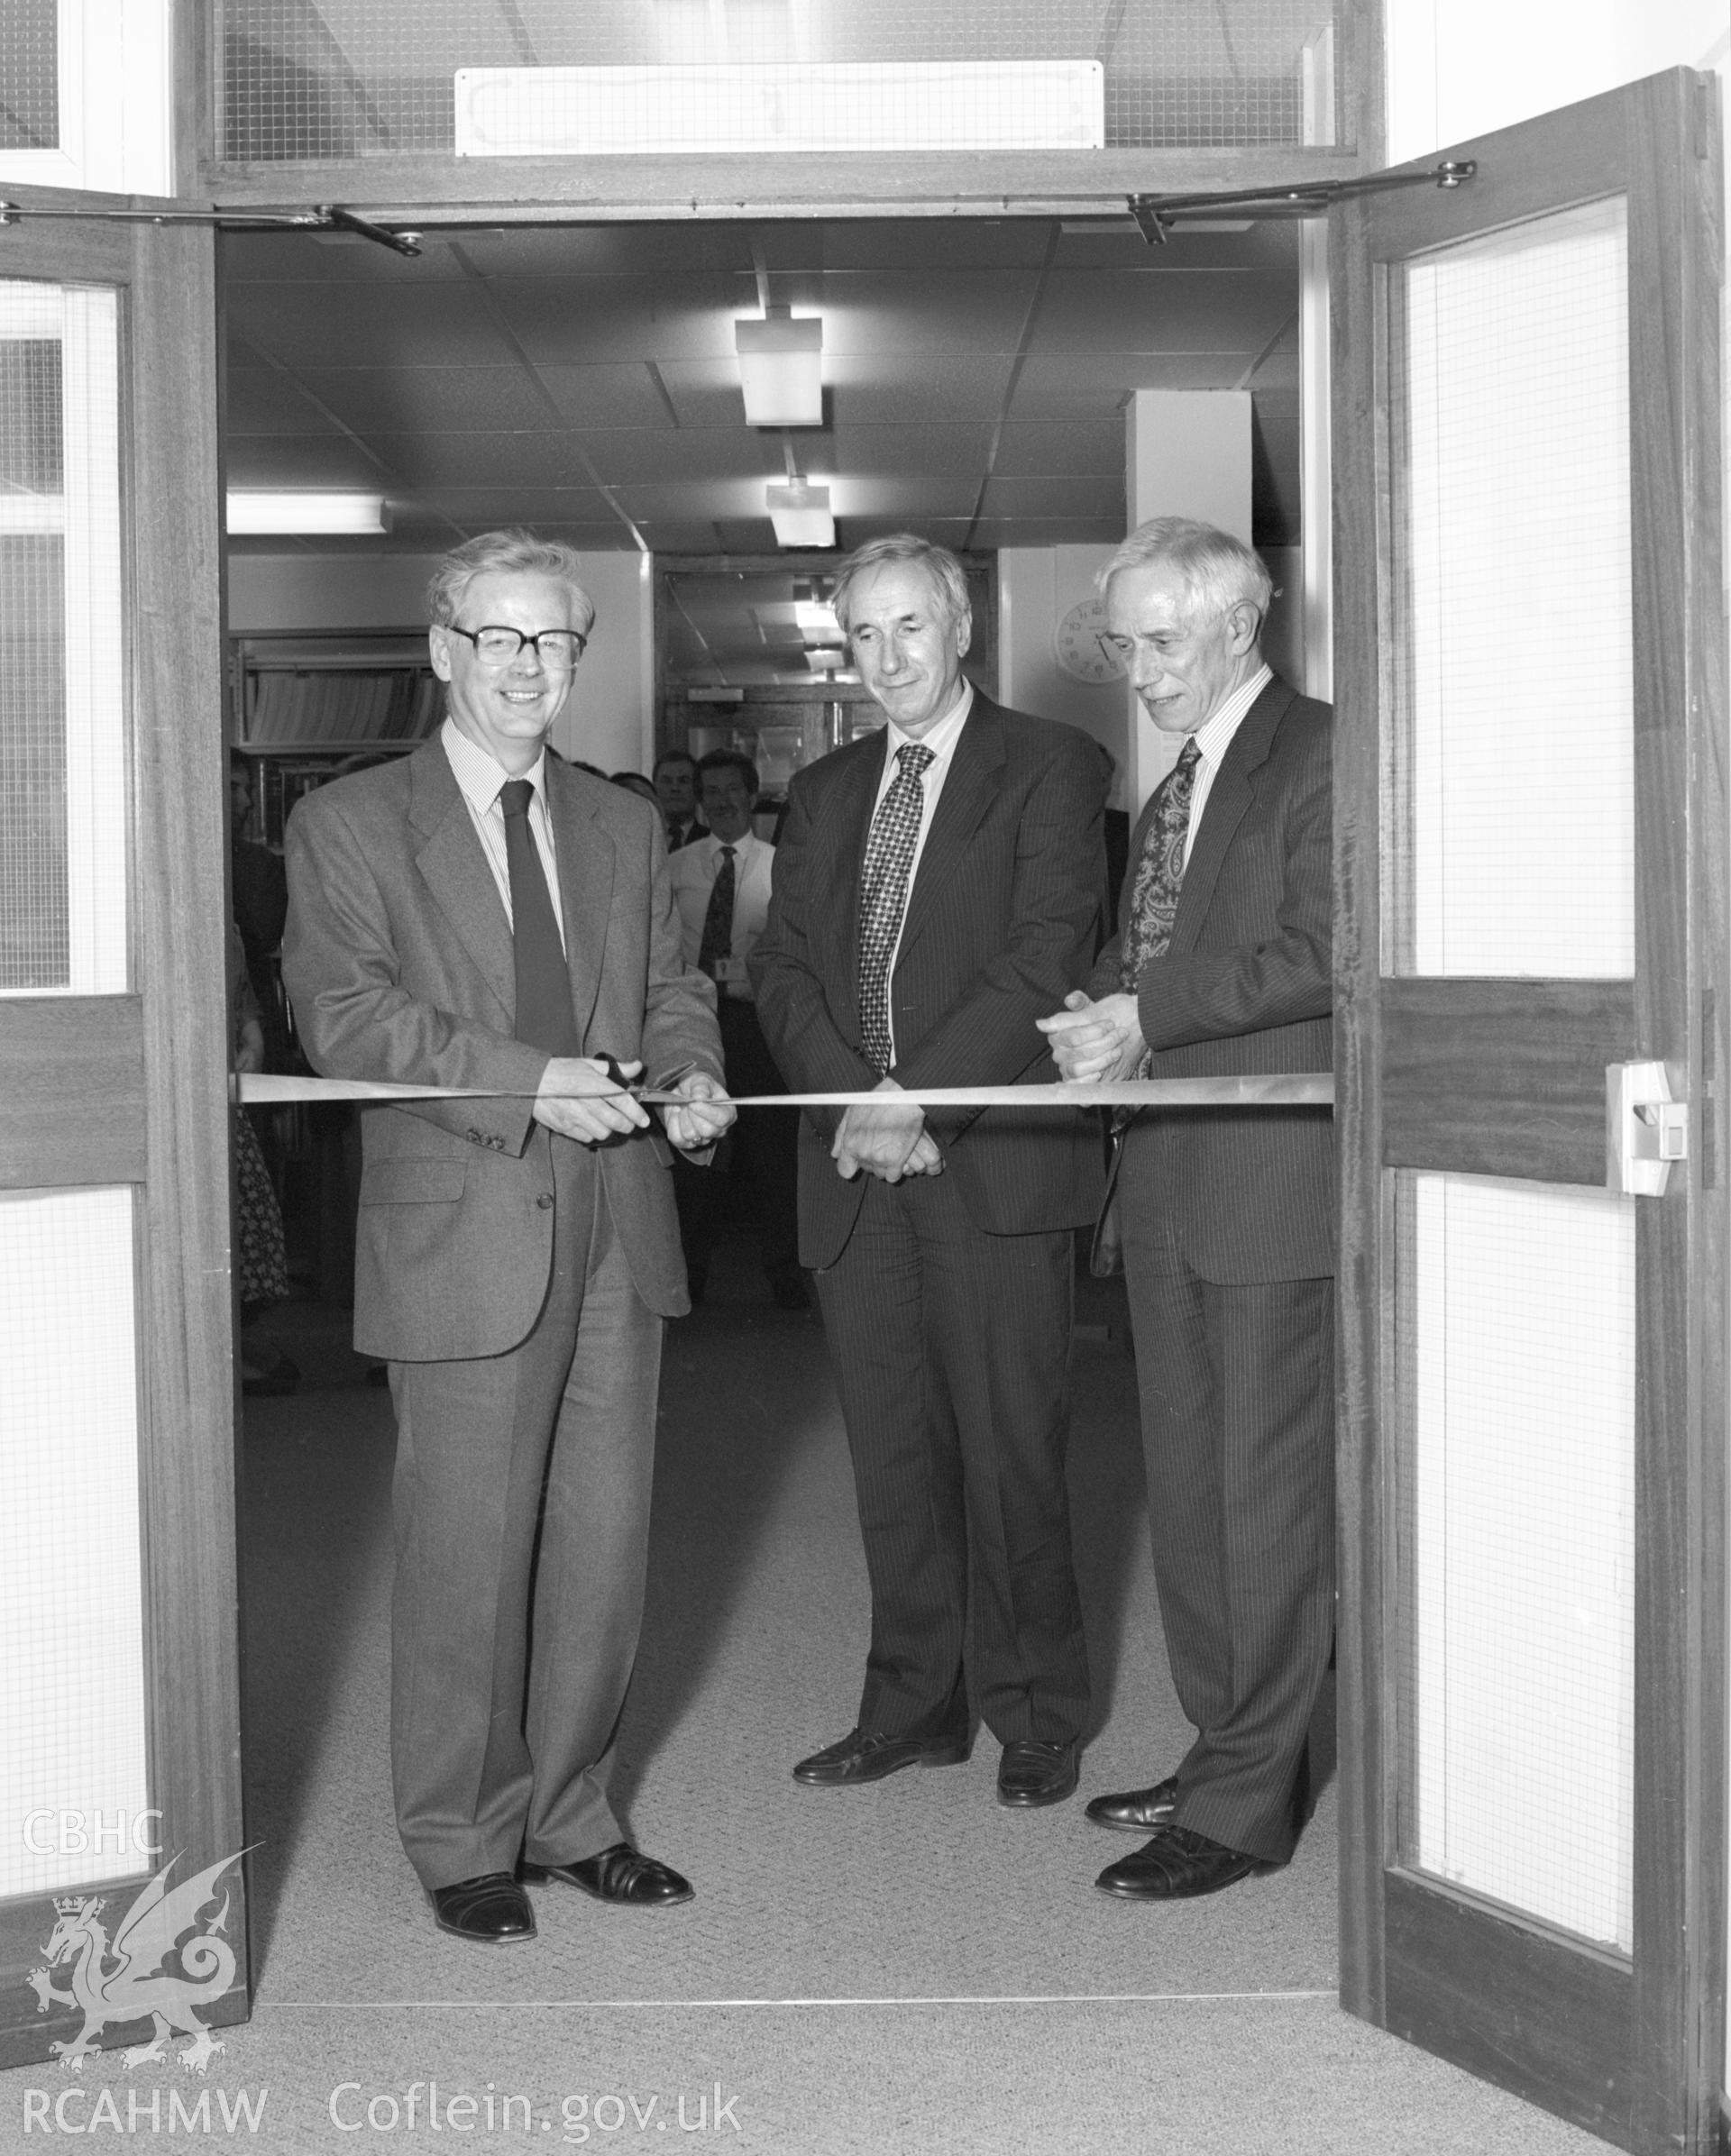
left=0, top=187, right=245, bottom=2066
left=1334, top=69, right=1726, bottom=2154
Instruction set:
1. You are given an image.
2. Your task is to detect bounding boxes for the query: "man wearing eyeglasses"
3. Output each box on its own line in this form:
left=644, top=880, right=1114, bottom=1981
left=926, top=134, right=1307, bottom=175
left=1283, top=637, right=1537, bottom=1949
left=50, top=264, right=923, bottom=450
left=282, top=529, right=732, bottom=1946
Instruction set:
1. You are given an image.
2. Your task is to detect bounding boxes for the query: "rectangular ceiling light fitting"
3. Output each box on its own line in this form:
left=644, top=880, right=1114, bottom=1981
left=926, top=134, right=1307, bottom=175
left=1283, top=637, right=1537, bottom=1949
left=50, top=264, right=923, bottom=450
left=766, top=480, right=834, bottom=550
left=735, top=312, right=823, bottom=427
left=226, top=492, right=391, bottom=534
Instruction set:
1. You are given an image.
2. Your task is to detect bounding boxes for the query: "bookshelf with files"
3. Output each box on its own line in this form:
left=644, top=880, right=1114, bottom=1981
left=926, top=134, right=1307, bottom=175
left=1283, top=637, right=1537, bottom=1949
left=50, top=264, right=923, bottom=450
left=230, top=631, right=441, bottom=845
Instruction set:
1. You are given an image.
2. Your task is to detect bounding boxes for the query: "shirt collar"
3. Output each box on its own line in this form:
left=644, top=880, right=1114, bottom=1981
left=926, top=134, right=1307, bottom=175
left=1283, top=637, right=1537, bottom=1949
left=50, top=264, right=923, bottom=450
left=1190, top=664, right=1272, bottom=772
left=884, top=677, right=974, bottom=765
left=442, top=715, right=550, bottom=816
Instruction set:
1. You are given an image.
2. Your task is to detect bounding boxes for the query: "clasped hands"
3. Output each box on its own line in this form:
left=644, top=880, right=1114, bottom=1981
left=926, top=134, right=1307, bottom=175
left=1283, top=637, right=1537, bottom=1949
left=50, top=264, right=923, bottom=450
left=1035, top=990, right=1148, bottom=1084
left=833, top=1076, right=943, bottom=1183
left=832, top=990, right=1149, bottom=1182
left=532, top=1057, right=736, bottom=1151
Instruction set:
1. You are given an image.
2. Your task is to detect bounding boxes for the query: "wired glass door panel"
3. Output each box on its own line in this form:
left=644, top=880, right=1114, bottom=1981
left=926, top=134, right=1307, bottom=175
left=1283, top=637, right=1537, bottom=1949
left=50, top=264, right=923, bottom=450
left=1334, top=72, right=1723, bottom=2155
left=0, top=199, right=243, bottom=2071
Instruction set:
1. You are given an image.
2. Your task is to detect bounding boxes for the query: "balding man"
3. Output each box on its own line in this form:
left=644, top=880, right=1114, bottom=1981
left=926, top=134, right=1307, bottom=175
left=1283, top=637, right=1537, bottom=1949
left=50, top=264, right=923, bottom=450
left=1041, top=517, right=1333, bottom=1902
left=752, top=534, right=1105, bottom=1813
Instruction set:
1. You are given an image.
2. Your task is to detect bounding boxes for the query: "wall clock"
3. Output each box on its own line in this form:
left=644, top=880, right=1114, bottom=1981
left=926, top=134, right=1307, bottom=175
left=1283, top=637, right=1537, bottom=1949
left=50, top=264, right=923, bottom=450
left=1053, top=598, right=1127, bottom=684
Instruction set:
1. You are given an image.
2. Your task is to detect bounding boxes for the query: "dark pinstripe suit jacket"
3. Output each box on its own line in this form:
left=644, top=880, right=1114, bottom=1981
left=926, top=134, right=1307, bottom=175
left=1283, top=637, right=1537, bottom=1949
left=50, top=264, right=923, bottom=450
left=1094, top=674, right=1334, bottom=1284
left=752, top=692, right=1107, bottom=1270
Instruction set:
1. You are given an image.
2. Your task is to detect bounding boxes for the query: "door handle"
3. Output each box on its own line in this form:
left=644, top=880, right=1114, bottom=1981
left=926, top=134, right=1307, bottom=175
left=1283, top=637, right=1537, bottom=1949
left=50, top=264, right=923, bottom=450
left=1607, top=1061, right=1689, bottom=1196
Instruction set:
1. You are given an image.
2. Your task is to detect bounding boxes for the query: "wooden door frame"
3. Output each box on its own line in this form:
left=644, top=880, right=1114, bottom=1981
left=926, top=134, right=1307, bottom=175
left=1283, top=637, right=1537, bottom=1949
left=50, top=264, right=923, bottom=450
left=0, top=192, right=243, bottom=2064
left=1333, top=69, right=1726, bottom=2154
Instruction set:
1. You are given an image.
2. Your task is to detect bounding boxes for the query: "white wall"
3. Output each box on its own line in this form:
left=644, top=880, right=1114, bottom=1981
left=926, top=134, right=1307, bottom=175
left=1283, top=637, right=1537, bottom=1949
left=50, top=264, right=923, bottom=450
left=226, top=548, right=657, bottom=775
left=997, top=545, right=1127, bottom=798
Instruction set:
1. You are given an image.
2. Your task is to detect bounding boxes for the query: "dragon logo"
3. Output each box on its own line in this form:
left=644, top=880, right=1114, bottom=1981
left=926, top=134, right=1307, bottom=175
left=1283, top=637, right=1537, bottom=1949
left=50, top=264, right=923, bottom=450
left=27, top=1849, right=249, bottom=2074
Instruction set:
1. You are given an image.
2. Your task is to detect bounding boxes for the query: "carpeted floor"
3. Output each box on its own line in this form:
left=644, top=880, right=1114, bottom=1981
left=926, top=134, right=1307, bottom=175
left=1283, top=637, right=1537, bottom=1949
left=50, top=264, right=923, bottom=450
left=68, top=1242, right=1604, bottom=2155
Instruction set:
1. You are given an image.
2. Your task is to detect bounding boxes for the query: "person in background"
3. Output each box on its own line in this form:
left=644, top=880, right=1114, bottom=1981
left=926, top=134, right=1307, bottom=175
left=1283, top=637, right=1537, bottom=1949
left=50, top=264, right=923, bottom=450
left=667, top=748, right=805, bottom=1311
left=752, top=533, right=1105, bottom=1813
left=229, top=755, right=289, bottom=1066
left=229, top=918, right=296, bottom=1396
left=611, top=771, right=662, bottom=808
left=1040, top=516, right=1333, bottom=1904
left=655, top=749, right=708, bottom=850
left=283, top=528, right=732, bottom=1948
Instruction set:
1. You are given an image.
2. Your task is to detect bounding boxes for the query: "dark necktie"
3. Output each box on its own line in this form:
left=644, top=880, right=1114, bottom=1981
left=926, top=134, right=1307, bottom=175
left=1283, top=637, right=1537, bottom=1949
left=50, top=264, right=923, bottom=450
left=1116, top=737, right=1202, bottom=1091
left=699, top=844, right=737, bottom=979
left=1120, top=736, right=1202, bottom=991
left=499, top=778, right=580, bottom=1057
left=856, top=742, right=935, bottom=1074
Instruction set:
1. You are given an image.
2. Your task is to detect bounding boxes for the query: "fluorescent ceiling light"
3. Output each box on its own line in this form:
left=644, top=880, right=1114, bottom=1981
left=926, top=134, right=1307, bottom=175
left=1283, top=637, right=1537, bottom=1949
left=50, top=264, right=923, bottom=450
left=795, top=600, right=840, bottom=635
left=765, top=480, right=835, bottom=549
left=736, top=314, right=822, bottom=427
left=226, top=492, right=392, bottom=534
left=805, top=648, right=847, bottom=671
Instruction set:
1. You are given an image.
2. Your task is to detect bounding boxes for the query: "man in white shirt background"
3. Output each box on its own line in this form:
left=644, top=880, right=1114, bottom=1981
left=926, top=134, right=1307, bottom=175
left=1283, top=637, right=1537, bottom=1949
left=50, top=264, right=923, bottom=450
left=669, top=748, right=806, bottom=1311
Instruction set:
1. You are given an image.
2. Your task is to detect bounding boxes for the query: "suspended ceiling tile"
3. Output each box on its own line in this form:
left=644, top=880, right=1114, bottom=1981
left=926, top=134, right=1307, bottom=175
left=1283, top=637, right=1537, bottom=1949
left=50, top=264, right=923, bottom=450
left=826, top=352, right=1017, bottom=426
left=819, top=271, right=1041, bottom=353
left=446, top=224, right=759, bottom=279
left=644, top=358, right=750, bottom=430
left=976, top=474, right=1125, bottom=522
left=414, top=488, right=622, bottom=525
left=1007, top=352, right=1252, bottom=417
left=491, top=274, right=752, bottom=364
left=224, top=365, right=337, bottom=437
left=991, top=420, right=1127, bottom=475
left=812, top=221, right=1057, bottom=271
left=824, top=424, right=996, bottom=479
left=227, top=279, right=509, bottom=370
left=576, top=427, right=783, bottom=486
left=1028, top=270, right=1296, bottom=354
left=295, top=365, right=563, bottom=435
left=357, top=433, right=605, bottom=488
left=635, top=520, right=733, bottom=553
left=618, top=477, right=779, bottom=523
left=221, top=232, right=442, bottom=285
left=826, top=475, right=982, bottom=519
left=532, top=363, right=683, bottom=431
left=224, top=434, right=387, bottom=489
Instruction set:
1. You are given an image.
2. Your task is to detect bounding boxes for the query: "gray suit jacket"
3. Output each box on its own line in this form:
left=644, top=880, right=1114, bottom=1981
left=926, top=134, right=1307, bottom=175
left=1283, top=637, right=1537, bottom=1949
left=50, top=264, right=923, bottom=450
left=282, top=736, right=723, bottom=1357
left=1094, top=675, right=1334, bottom=1284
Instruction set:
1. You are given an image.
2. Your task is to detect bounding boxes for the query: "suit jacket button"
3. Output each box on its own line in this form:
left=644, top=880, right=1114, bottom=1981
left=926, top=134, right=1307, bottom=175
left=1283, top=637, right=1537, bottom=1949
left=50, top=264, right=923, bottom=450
left=536, top=1192, right=554, bottom=1210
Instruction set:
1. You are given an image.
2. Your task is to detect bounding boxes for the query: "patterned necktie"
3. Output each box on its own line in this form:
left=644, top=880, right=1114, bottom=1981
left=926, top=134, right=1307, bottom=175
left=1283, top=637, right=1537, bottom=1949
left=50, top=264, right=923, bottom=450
left=856, top=742, right=935, bottom=1074
left=499, top=778, right=581, bottom=1057
left=699, top=844, right=737, bottom=979
left=1120, top=736, right=1202, bottom=992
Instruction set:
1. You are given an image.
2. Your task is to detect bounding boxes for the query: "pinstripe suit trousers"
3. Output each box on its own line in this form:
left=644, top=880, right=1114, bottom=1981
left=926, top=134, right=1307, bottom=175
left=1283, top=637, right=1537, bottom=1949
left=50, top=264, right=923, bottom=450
left=1118, top=1121, right=1335, bottom=1864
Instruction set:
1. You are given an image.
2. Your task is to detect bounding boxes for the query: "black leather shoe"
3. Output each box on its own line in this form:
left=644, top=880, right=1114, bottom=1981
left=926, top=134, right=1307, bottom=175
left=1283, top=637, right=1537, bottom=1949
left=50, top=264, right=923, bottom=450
left=997, top=1739, right=1079, bottom=1808
left=520, top=1844, right=693, bottom=1906
left=792, top=1726, right=969, bottom=1786
left=1085, top=1775, right=1179, bottom=1833
left=1094, top=1825, right=1268, bottom=1901
left=430, top=1872, right=536, bottom=1943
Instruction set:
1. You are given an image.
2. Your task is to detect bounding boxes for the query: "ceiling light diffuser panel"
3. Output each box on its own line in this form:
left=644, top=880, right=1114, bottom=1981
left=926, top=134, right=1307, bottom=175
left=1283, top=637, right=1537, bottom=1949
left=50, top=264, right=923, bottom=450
left=765, top=481, right=835, bottom=549
left=226, top=493, right=391, bottom=534
left=735, top=315, right=823, bottom=427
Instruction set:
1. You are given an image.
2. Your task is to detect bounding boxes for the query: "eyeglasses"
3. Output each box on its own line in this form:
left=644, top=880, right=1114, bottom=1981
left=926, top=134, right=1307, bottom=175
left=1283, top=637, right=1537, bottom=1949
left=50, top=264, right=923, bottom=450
left=444, top=624, right=587, bottom=668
